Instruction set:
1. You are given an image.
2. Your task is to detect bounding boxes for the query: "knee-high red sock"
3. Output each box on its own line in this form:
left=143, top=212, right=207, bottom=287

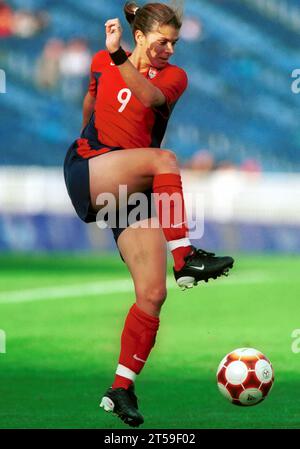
left=112, top=304, right=160, bottom=390
left=153, top=173, right=192, bottom=270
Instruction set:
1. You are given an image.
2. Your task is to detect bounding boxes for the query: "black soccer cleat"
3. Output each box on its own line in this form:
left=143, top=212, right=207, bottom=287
left=173, top=247, right=234, bottom=290
left=100, top=385, right=144, bottom=428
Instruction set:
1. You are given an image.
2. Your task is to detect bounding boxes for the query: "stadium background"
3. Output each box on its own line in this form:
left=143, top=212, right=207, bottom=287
left=0, top=0, right=300, bottom=429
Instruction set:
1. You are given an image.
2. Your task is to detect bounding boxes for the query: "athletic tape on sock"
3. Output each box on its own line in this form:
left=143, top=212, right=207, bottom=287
left=116, top=364, right=137, bottom=382
left=168, top=238, right=192, bottom=251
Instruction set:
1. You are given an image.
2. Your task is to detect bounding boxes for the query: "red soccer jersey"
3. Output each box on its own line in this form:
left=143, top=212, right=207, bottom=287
left=88, top=50, right=188, bottom=149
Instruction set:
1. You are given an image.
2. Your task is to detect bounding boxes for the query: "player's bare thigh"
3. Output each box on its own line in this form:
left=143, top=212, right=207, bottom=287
left=117, top=217, right=167, bottom=318
left=88, top=147, right=180, bottom=210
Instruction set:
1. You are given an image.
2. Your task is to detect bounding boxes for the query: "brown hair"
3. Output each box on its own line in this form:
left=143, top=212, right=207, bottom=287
left=124, top=2, right=183, bottom=41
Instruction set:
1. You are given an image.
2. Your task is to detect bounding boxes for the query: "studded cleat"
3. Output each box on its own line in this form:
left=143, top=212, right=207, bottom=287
left=173, top=247, right=234, bottom=290
left=100, top=385, right=144, bottom=428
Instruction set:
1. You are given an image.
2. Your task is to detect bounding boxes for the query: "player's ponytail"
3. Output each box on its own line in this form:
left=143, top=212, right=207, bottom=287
left=124, top=1, right=140, bottom=26
left=124, top=2, right=183, bottom=43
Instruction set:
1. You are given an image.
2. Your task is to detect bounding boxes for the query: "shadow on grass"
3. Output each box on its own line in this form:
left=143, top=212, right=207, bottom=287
left=0, top=368, right=299, bottom=429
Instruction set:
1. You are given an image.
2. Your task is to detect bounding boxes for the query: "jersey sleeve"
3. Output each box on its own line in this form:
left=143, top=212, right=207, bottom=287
left=88, top=50, right=108, bottom=98
left=88, top=70, right=97, bottom=98
left=152, top=66, right=188, bottom=117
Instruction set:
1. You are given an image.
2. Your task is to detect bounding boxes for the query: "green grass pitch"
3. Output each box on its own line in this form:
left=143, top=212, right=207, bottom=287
left=0, top=253, right=299, bottom=429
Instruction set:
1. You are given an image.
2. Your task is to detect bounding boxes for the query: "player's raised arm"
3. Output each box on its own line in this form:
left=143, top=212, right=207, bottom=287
left=105, top=18, right=165, bottom=108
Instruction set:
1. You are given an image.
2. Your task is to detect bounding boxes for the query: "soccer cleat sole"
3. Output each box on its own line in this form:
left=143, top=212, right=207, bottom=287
left=176, top=276, right=197, bottom=290
left=100, top=396, right=144, bottom=428
left=100, top=396, right=115, bottom=412
left=177, top=263, right=234, bottom=290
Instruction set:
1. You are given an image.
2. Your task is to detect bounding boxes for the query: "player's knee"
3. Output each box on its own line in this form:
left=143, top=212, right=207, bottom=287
left=155, top=149, right=179, bottom=173
left=136, top=285, right=167, bottom=310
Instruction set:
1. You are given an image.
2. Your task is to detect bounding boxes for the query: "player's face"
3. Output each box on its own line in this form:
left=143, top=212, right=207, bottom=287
left=142, top=25, right=180, bottom=69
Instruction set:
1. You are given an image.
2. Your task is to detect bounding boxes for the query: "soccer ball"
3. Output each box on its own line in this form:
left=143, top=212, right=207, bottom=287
left=216, top=347, right=274, bottom=406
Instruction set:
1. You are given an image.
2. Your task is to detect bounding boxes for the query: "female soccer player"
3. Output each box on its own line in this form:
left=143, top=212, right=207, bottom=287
left=64, top=1, right=234, bottom=427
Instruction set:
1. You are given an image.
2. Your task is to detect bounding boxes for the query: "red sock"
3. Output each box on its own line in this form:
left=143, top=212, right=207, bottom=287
left=112, top=304, right=160, bottom=390
left=172, top=246, right=193, bottom=271
left=153, top=173, right=192, bottom=270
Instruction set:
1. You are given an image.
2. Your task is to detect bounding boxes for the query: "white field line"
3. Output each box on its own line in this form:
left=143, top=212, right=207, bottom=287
left=0, top=272, right=274, bottom=305
left=0, top=279, right=135, bottom=305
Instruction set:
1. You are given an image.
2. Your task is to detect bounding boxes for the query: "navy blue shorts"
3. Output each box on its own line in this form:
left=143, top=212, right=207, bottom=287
left=63, top=115, right=155, bottom=243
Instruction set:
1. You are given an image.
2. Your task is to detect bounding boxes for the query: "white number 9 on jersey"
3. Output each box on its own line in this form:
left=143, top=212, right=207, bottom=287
left=117, top=88, right=132, bottom=112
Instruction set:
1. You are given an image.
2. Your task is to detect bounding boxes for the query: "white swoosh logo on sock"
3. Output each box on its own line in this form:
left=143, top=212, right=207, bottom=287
left=189, top=265, right=205, bottom=271
left=171, top=221, right=187, bottom=228
left=133, top=354, right=146, bottom=363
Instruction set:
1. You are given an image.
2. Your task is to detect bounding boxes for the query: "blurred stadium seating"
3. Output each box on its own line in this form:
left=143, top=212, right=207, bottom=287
left=1, top=0, right=300, bottom=252
left=1, top=0, right=300, bottom=169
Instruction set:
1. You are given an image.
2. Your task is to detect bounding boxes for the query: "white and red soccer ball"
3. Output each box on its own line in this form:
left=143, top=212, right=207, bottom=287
left=217, top=348, right=274, bottom=406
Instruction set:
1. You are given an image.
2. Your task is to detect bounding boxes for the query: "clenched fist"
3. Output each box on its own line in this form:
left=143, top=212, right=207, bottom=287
left=105, top=18, right=123, bottom=53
